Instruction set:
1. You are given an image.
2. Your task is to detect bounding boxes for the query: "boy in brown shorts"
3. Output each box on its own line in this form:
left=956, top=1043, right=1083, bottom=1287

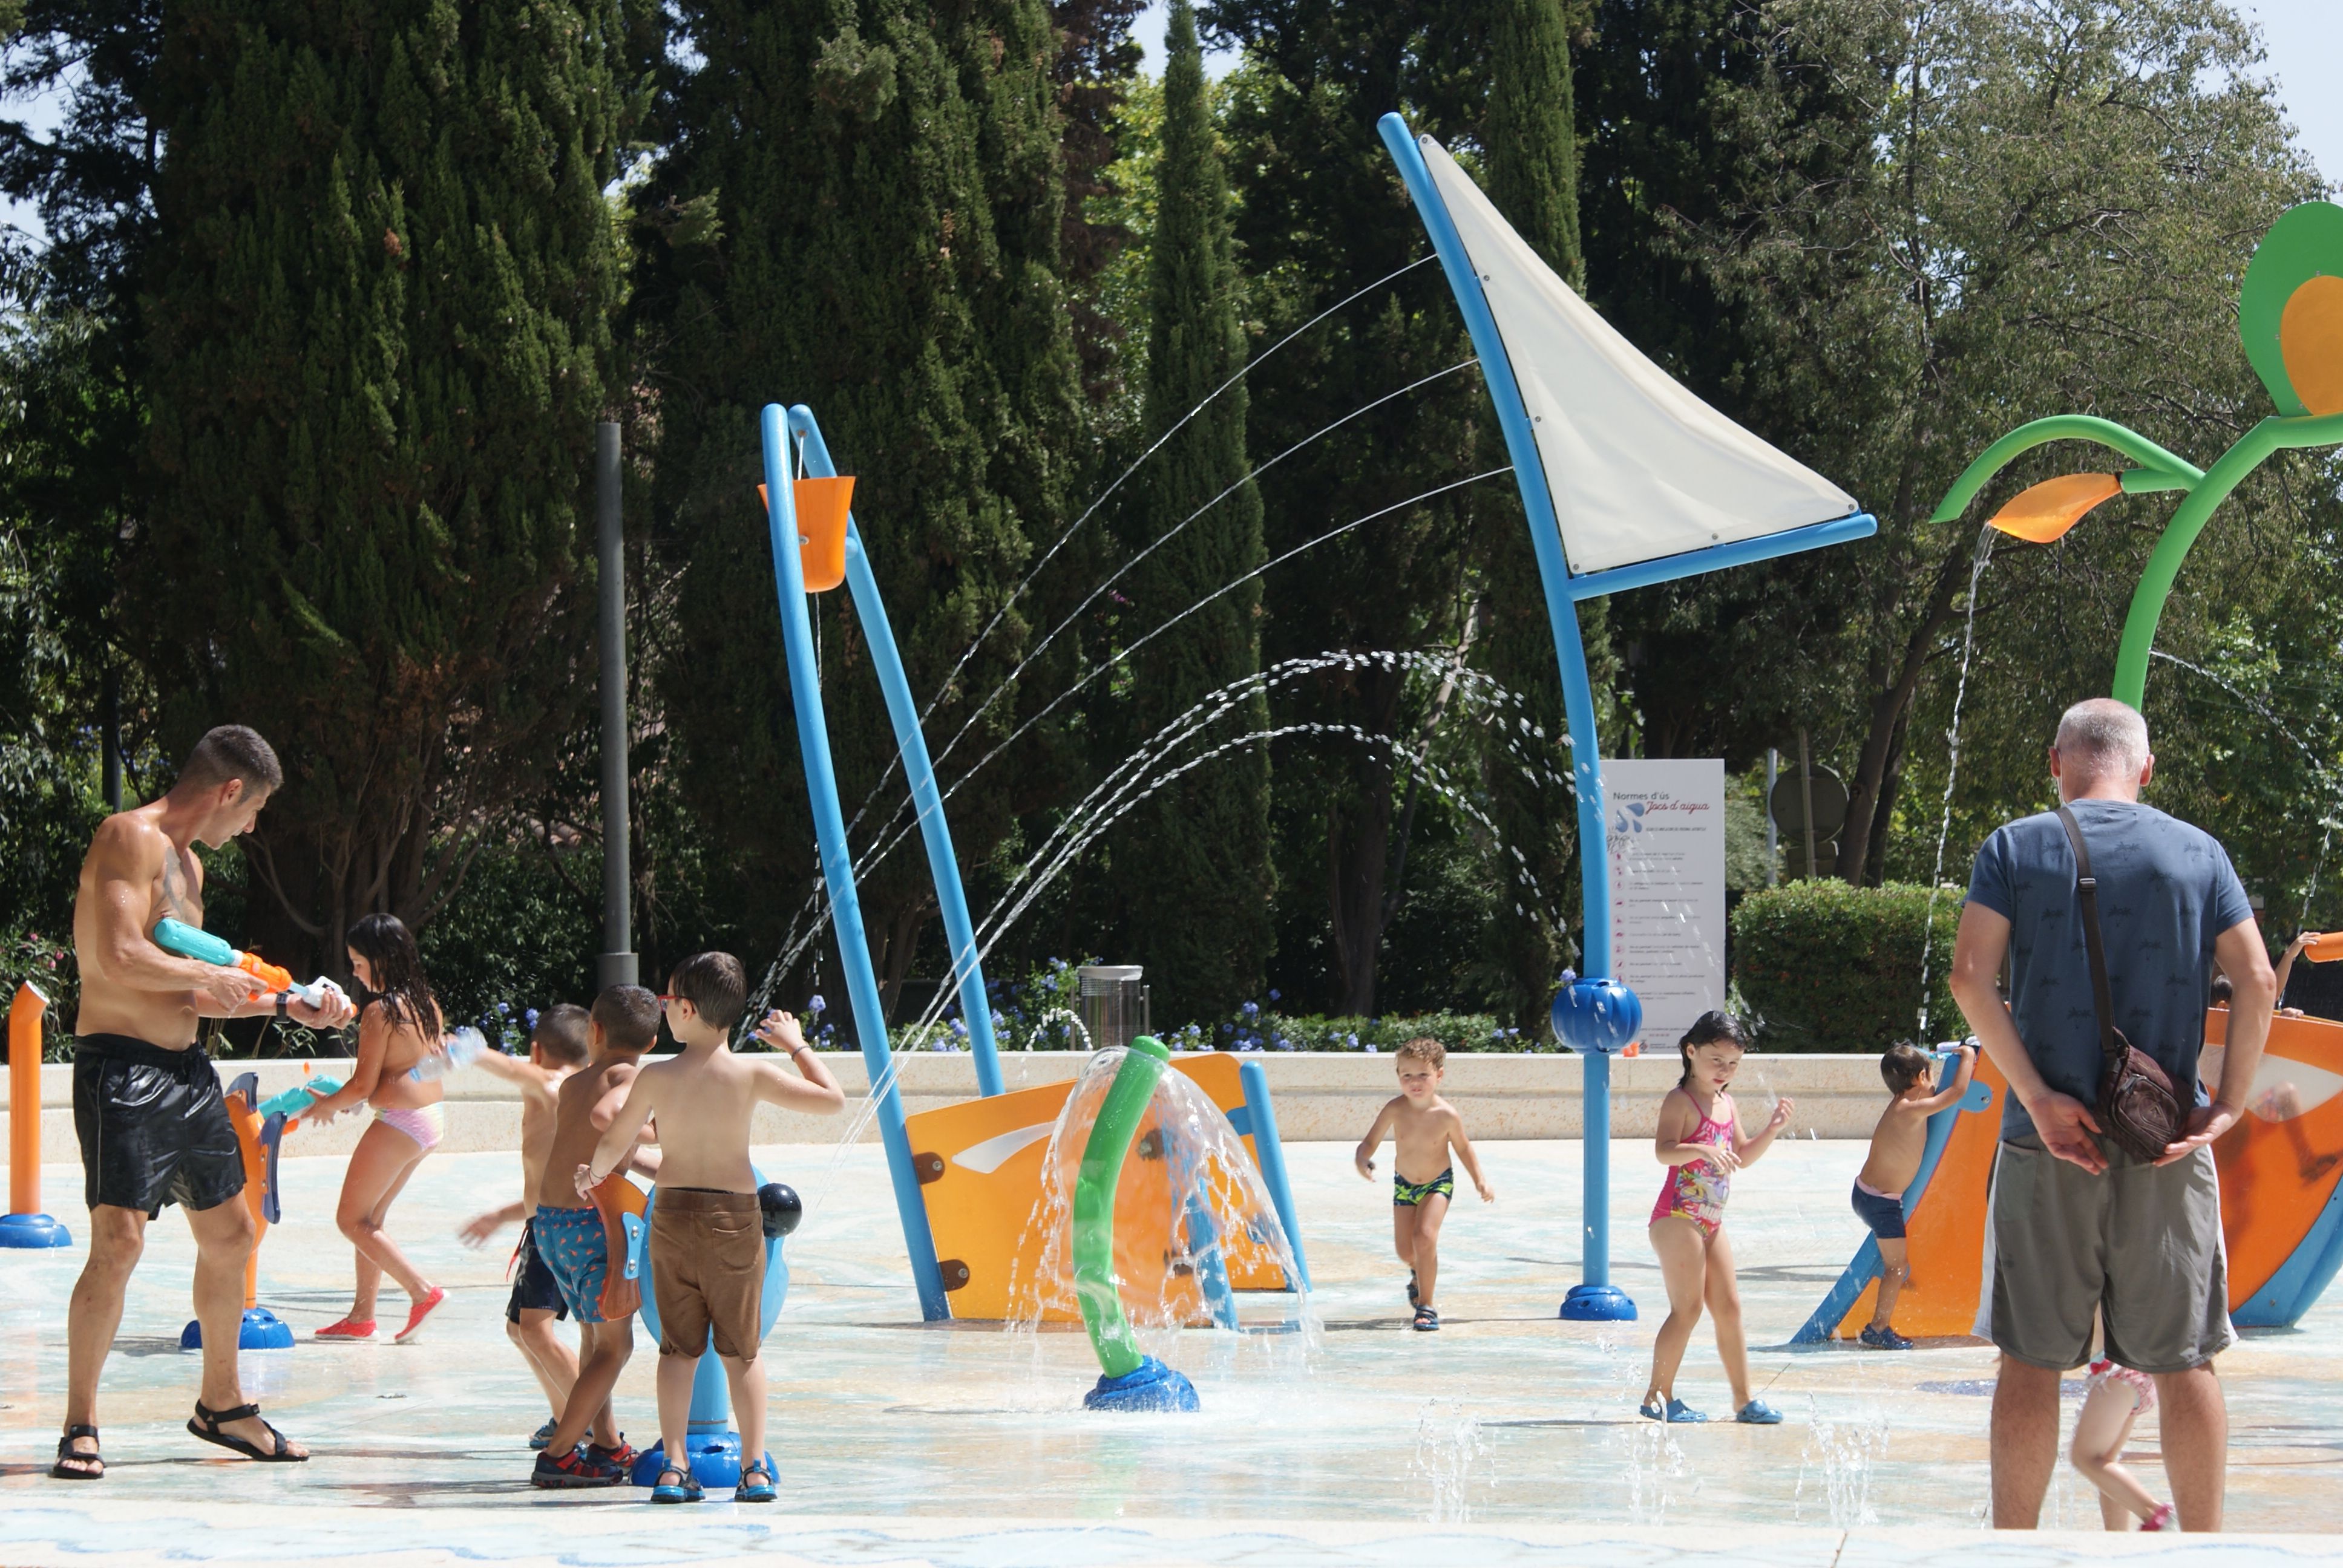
left=578, top=952, right=844, bottom=1503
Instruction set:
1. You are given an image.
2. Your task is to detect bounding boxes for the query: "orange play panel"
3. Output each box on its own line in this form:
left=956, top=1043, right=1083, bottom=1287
left=905, top=1056, right=1293, bottom=1323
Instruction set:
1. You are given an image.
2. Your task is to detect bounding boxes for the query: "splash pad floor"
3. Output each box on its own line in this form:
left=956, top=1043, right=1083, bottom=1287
left=2, top=1137, right=2338, bottom=1565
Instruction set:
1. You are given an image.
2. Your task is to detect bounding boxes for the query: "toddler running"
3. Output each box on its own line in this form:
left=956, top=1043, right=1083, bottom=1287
left=303, top=914, right=449, bottom=1344
left=578, top=953, right=844, bottom=1503
left=1352, top=1037, right=1493, bottom=1331
left=2070, top=1354, right=2175, bottom=1531
left=1849, top=1039, right=1976, bottom=1349
left=1640, top=1010, right=1793, bottom=1423
left=528, top=984, right=661, bottom=1488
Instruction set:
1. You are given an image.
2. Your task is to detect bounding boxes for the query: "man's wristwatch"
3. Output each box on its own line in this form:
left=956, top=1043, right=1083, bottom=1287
left=275, top=994, right=290, bottom=1021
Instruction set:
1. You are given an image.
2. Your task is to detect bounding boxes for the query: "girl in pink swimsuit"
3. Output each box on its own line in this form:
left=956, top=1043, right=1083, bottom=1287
left=300, top=914, right=450, bottom=1344
left=1640, top=1011, right=1794, bottom=1426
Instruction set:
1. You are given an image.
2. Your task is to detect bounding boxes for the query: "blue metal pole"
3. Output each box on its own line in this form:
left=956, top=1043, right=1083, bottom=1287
left=1377, top=112, right=1634, bottom=1321
left=787, top=407, right=1005, bottom=1099
left=759, top=405, right=950, bottom=1321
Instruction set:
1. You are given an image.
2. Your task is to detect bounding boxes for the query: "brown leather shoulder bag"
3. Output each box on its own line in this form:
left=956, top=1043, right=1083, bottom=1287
left=2055, top=805, right=2183, bottom=1163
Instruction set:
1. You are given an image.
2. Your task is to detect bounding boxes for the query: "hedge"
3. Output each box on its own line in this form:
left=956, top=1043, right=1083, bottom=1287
left=1730, top=880, right=1963, bottom=1053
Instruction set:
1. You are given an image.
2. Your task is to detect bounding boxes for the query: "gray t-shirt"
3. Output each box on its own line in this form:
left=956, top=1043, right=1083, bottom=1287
left=1965, top=798, right=2252, bottom=1140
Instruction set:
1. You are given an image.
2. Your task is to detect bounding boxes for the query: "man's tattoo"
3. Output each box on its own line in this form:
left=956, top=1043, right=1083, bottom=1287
left=157, top=847, right=202, bottom=926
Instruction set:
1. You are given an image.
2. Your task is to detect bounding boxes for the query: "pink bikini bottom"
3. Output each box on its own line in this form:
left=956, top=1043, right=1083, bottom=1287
left=375, top=1103, right=445, bottom=1152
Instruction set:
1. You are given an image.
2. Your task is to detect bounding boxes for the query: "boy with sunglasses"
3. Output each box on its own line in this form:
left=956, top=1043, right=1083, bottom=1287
left=577, top=953, right=843, bottom=1502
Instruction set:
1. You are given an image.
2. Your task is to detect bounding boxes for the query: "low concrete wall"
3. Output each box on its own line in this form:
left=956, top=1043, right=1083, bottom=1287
left=0, top=1050, right=1889, bottom=1166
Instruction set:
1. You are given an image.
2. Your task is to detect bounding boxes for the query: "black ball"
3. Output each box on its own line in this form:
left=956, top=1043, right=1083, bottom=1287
left=758, top=1182, right=801, bottom=1239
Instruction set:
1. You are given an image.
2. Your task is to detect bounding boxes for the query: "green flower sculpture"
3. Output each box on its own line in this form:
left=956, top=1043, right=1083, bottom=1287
left=1932, top=201, right=2343, bottom=707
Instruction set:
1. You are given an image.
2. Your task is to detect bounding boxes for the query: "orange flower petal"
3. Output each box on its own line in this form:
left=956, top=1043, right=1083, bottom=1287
left=1988, top=473, right=2122, bottom=543
left=2281, top=274, right=2343, bottom=418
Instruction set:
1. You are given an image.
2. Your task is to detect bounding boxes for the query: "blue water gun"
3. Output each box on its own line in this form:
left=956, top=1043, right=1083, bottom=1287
left=150, top=917, right=345, bottom=1011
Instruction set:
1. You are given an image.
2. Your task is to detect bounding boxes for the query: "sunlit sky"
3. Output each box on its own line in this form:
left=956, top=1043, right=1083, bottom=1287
left=1, top=5, right=2335, bottom=243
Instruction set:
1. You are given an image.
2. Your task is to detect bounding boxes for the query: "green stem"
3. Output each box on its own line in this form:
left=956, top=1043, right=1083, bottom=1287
left=1072, top=1034, right=1172, bottom=1379
left=2112, top=412, right=2343, bottom=707
left=1928, top=414, right=2203, bottom=524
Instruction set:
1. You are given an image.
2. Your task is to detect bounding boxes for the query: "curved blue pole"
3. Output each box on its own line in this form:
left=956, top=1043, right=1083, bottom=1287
left=787, top=405, right=1004, bottom=1099
left=1377, top=113, right=1633, bottom=1321
left=759, top=405, right=949, bottom=1321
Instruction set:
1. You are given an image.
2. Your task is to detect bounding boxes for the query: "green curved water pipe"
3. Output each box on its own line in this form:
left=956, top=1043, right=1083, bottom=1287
left=1072, top=1034, right=1171, bottom=1379
left=1929, top=410, right=2343, bottom=708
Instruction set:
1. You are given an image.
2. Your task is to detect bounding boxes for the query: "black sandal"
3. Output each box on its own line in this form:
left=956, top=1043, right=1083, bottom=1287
left=187, top=1400, right=307, bottom=1463
left=50, top=1425, right=102, bottom=1480
left=1412, top=1304, right=1440, bottom=1331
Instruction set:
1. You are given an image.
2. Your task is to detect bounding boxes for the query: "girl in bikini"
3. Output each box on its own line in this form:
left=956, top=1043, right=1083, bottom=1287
left=304, top=913, right=449, bottom=1342
left=1640, top=1010, right=1794, bottom=1425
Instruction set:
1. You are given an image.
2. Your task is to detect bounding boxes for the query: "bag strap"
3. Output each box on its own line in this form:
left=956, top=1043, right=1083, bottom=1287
left=2056, top=805, right=2123, bottom=1070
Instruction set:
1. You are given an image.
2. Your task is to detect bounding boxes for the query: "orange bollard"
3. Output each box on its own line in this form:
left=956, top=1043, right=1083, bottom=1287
left=1, top=981, right=70, bottom=1247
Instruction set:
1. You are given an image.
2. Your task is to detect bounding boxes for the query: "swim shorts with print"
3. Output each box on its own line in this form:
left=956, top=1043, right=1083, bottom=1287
left=532, top=1203, right=611, bottom=1325
left=506, top=1215, right=569, bottom=1324
left=1393, top=1168, right=1455, bottom=1207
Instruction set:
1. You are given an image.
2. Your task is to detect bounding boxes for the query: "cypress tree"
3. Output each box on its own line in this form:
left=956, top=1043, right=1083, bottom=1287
left=1479, top=0, right=1602, bottom=1024
left=638, top=0, right=1083, bottom=1011
left=137, top=0, right=639, bottom=968
left=1116, top=0, right=1270, bottom=1019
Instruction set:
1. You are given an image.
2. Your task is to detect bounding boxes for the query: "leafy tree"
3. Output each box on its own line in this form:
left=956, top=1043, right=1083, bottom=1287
left=1113, top=0, right=1270, bottom=1019
left=1204, top=0, right=1496, bottom=1018
left=637, top=0, right=1084, bottom=1018
left=1671, top=0, right=2316, bottom=886
left=135, top=0, right=646, bottom=972
left=1475, top=0, right=1596, bottom=1024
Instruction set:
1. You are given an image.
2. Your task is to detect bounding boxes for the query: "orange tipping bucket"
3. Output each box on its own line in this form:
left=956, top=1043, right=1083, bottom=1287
left=756, top=477, right=856, bottom=593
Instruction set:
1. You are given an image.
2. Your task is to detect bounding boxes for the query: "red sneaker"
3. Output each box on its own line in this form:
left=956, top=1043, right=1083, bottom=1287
left=393, top=1287, right=447, bottom=1344
left=2142, top=1503, right=2175, bottom=1532
left=531, top=1446, right=625, bottom=1489
left=314, top=1318, right=376, bottom=1340
left=586, top=1437, right=638, bottom=1474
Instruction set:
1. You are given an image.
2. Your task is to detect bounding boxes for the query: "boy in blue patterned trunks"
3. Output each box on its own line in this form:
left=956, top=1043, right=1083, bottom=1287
left=528, top=985, right=661, bottom=1488
left=1353, top=1038, right=1493, bottom=1332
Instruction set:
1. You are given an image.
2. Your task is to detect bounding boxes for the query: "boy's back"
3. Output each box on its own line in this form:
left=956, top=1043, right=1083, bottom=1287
left=540, top=1055, right=642, bottom=1210
left=632, top=1047, right=763, bottom=1192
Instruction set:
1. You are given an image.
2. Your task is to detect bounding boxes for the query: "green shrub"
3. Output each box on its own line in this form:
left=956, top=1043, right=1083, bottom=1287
left=1730, top=881, right=1963, bottom=1053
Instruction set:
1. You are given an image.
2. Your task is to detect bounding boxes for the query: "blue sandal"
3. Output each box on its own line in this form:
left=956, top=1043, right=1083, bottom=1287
left=650, top=1463, right=702, bottom=1503
left=528, top=1420, right=557, bottom=1451
left=1736, top=1400, right=1784, bottom=1425
left=736, top=1457, right=776, bottom=1503
left=1639, top=1397, right=1706, bottom=1423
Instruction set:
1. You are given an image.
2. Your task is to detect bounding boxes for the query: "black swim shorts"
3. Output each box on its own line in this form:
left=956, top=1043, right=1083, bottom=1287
left=73, top=1034, right=246, bottom=1218
left=506, top=1215, right=570, bottom=1324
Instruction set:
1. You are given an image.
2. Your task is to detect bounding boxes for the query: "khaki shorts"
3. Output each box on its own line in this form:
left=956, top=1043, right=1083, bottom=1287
left=1974, top=1132, right=2233, bottom=1374
left=649, top=1187, right=765, bottom=1361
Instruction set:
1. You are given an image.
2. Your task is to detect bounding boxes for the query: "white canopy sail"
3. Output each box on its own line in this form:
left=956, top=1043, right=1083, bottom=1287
left=1421, top=137, right=1858, bottom=576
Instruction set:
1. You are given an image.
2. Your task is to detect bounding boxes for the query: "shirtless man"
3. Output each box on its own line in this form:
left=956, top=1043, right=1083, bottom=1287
left=578, top=952, right=842, bottom=1503
left=56, top=725, right=358, bottom=1479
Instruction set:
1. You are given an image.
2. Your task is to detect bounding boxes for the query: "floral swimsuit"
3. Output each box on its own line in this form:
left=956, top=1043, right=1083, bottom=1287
left=1650, top=1093, right=1735, bottom=1236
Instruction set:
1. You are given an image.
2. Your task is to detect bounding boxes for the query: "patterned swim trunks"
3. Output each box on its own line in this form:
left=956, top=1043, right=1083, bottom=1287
left=532, top=1204, right=611, bottom=1324
left=1393, top=1168, right=1456, bottom=1207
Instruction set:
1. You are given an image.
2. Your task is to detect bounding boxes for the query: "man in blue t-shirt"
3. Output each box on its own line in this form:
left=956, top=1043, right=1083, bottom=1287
left=1951, top=697, right=2273, bottom=1533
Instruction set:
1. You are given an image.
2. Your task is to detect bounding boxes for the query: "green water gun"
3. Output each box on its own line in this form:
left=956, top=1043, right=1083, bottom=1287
left=150, top=916, right=344, bottom=1010
left=255, top=1075, right=346, bottom=1123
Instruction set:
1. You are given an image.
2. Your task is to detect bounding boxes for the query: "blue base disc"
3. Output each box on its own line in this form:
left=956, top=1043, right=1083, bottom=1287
left=1559, top=1283, right=1638, bottom=1322
left=180, top=1307, right=297, bottom=1351
left=631, top=1434, right=772, bottom=1491
left=0, top=1213, right=71, bottom=1249
left=1083, top=1356, right=1199, bottom=1413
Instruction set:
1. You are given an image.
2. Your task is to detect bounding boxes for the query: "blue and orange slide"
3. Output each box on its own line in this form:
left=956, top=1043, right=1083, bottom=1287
left=1795, top=1013, right=2343, bottom=1342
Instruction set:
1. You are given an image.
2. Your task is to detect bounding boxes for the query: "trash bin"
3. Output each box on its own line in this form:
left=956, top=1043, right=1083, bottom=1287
left=1077, top=965, right=1149, bottom=1053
